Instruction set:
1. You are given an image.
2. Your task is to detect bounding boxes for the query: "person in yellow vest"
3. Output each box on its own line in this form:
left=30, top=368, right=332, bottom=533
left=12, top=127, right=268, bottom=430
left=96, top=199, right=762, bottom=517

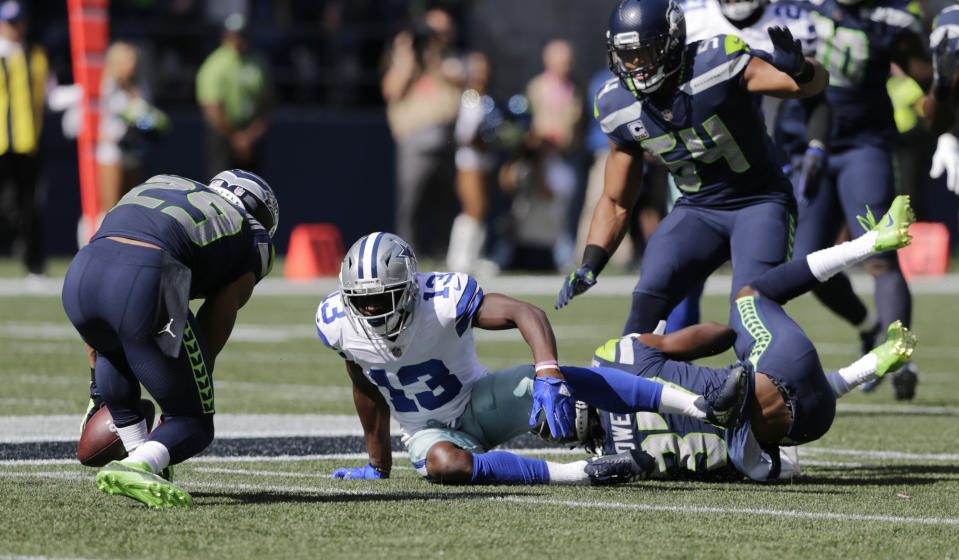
left=0, top=0, right=49, bottom=277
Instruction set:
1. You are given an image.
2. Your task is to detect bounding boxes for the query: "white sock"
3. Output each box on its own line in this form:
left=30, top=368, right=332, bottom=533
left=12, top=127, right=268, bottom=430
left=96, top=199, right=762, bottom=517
left=806, top=231, right=878, bottom=281
left=546, top=460, right=589, bottom=485
left=658, top=385, right=706, bottom=420
left=446, top=214, right=486, bottom=272
left=116, top=420, right=148, bottom=453
left=124, top=440, right=171, bottom=474
left=827, top=353, right=879, bottom=397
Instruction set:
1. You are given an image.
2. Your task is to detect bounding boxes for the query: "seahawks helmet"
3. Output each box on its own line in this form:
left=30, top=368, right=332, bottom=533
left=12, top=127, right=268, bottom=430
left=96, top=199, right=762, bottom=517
left=606, top=0, right=686, bottom=95
left=208, top=169, right=280, bottom=237
left=339, top=232, right=418, bottom=339
left=718, top=0, right=767, bottom=24
left=531, top=400, right=606, bottom=455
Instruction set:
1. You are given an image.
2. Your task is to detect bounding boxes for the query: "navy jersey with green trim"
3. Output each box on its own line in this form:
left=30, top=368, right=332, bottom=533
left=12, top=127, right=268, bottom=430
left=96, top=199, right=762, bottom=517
left=596, top=34, right=792, bottom=208
left=799, top=0, right=924, bottom=148
left=589, top=336, right=781, bottom=481
left=92, top=174, right=274, bottom=298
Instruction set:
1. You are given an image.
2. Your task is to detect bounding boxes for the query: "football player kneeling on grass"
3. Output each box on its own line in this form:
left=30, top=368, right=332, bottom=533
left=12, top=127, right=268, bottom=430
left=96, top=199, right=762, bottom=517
left=553, top=196, right=918, bottom=482
left=64, top=170, right=279, bottom=508
left=317, top=232, right=749, bottom=485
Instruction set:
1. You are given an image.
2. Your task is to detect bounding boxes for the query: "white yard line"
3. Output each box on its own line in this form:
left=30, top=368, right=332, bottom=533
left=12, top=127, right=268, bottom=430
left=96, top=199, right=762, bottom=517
left=1, top=469, right=956, bottom=526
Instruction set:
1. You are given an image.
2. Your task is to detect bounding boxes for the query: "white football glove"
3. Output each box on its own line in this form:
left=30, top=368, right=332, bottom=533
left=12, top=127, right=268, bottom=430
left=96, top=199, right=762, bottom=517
left=930, top=132, right=959, bottom=195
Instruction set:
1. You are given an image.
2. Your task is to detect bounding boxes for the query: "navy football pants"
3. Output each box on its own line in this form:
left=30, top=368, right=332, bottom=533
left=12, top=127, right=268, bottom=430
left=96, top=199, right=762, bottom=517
left=62, top=239, right=215, bottom=464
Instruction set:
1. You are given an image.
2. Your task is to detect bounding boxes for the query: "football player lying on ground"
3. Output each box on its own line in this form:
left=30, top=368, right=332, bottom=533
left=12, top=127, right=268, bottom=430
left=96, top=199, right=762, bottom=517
left=316, top=232, right=748, bottom=485
left=547, top=195, right=917, bottom=482
left=63, top=170, right=279, bottom=508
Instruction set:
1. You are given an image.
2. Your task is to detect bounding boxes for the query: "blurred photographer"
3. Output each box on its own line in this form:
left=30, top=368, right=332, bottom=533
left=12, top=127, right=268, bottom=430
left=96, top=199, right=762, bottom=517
left=381, top=7, right=464, bottom=259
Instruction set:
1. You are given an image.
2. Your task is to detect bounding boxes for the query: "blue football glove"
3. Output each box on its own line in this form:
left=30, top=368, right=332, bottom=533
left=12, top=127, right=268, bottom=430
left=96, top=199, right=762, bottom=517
left=330, top=463, right=388, bottom=479
left=794, top=142, right=826, bottom=205
left=756, top=26, right=805, bottom=78
left=529, top=376, right=575, bottom=439
left=555, top=265, right=597, bottom=309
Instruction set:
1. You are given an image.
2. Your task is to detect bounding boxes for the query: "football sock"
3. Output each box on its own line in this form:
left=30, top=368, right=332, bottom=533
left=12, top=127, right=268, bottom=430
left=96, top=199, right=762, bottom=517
left=812, top=273, right=869, bottom=326
left=658, top=385, right=707, bottom=420
left=748, top=258, right=819, bottom=305
left=874, top=269, right=912, bottom=329
left=806, top=231, right=878, bottom=281
left=125, top=440, right=171, bottom=475
left=446, top=214, right=486, bottom=272
left=470, top=451, right=551, bottom=485
left=826, top=353, right=878, bottom=397
left=561, top=366, right=662, bottom=413
left=545, top=460, right=590, bottom=485
left=116, top=420, right=148, bottom=453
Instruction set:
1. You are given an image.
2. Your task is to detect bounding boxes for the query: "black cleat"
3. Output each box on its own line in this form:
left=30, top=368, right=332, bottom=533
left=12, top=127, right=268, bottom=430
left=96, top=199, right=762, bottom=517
left=890, top=362, right=918, bottom=401
left=584, top=449, right=654, bottom=485
left=701, top=364, right=748, bottom=428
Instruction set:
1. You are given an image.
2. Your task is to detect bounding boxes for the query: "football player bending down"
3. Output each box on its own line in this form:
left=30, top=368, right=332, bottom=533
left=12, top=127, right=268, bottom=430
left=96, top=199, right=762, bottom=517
left=562, top=196, right=917, bottom=482
left=63, top=170, right=279, bottom=508
left=317, top=232, right=749, bottom=485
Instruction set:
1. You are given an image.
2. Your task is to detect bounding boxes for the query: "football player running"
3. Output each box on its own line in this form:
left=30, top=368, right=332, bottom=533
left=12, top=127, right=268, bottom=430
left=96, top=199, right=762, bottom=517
left=318, top=232, right=748, bottom=485
left=786, top=0, right=933, bottom=400
left=924, top=4, right=959, bottom=194
left=62, top=170, right=279, bottom=508
left=572, top=195, right=917, bottom=481
left=557, top=0, right=828, bottom=338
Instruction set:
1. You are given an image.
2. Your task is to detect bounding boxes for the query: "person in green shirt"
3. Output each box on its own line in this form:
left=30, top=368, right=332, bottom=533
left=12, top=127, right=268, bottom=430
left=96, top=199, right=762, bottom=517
left=196, top=13, right=272, bottom=179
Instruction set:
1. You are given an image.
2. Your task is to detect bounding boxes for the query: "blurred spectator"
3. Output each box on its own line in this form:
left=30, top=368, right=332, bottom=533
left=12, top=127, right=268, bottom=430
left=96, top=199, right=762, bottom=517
left=0, top=0, right=49, bottom=277
left=97, top=41, right=170, bottom=217
left=446, top=51, right=500, bottom=276
left=196, top=12, right=273, bottom=179
left=381, top=6, right=463, bottom=259
left=518, top=38, right=582, bottom=269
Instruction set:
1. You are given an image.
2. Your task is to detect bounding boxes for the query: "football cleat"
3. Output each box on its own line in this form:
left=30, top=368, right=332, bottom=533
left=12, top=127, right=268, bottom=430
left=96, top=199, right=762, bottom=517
left=856, top=195, right=915, bottom=253
left=584, top=449, right=654, bottom=485
left=869, top=321, right=917, bottom=378
left=700, top=364, right=749, bottom=428
left=890, top=362, right=919, bottom=401
left=96, top=461, right=192, bottom=509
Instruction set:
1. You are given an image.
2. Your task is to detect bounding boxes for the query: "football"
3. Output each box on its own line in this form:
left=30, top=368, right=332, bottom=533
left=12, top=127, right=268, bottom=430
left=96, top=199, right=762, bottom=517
left=77, top=399, right=156, bottom=467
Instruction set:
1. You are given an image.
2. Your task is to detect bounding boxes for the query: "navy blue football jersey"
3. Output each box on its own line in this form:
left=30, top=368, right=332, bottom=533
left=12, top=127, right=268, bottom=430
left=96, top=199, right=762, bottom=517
left=589, top=335, right=782, bottom=481
left=92, top=174, right=274, bottom=298
left=595, top=34, right=793, bottom=208
left=798, top=0, right=924, bottom=148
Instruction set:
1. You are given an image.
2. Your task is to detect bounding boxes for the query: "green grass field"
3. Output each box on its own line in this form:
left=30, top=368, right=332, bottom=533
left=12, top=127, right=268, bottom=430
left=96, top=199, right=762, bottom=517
left=2, top=258, right=958, bottom=559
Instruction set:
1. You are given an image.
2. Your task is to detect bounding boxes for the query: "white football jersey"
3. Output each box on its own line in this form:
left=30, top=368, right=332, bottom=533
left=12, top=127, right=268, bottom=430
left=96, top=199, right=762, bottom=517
left=682, top=0, right=818, bottom=55
left=315, top=271, right=487, bottom=440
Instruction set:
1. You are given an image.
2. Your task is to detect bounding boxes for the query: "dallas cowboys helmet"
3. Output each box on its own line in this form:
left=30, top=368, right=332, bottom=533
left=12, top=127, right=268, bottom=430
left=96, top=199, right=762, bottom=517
left=208, top=169, right=280, bottom=237
left=718, top=0, right=767, bottom=24
left=606, top=0, right=686, bottom=95
left=339, top=232, right=418, bottom=339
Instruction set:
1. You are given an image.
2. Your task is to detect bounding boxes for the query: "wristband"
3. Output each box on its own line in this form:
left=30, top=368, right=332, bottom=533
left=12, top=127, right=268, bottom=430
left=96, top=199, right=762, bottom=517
left=582, top=244, right=611, bottom=275
left=535, top=360, right=559, bottom=372
left=794, top=60, right=815, bottom=85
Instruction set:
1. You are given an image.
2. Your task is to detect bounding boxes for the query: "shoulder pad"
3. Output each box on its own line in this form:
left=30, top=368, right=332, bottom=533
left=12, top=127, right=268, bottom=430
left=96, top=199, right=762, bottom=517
left=315, top=291, right=348, bottom=356
left=678, top=36, right=751, bottom=95
left=422, top=272, right=484, bottom=336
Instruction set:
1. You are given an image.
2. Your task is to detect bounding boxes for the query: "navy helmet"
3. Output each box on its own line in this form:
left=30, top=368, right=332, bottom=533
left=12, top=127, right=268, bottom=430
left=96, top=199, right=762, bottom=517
left=606, top=0, right=686, bottom=95
left=208, top=169, right=279, bottom=237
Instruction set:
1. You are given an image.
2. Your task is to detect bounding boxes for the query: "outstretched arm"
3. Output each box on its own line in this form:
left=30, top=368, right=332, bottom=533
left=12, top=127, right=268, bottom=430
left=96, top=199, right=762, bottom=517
left=632, top=322, right=737, bottom=361
left=331, top=360, right=391, bottom=479
left=745, top=27, right=828, bottom=99
left=474, top=292, right=560, bottom=374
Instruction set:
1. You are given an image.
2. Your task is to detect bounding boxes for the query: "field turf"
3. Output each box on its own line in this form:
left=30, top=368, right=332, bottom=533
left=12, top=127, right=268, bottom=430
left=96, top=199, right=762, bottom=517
left=1, top=259, right=957, bottom=559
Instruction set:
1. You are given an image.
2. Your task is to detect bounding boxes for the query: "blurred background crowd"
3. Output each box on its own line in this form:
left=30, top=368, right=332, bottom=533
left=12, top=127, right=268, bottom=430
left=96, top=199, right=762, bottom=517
left=1, top=0, right=957, bottom=278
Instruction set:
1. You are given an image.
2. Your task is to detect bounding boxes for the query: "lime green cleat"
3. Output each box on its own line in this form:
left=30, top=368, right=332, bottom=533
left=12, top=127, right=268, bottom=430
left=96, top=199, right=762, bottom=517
left=856, top=195, right=916, bottom=252
left=869, top=320, right=917, bottom=378
left=96, top=461, right=192, bottom=509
